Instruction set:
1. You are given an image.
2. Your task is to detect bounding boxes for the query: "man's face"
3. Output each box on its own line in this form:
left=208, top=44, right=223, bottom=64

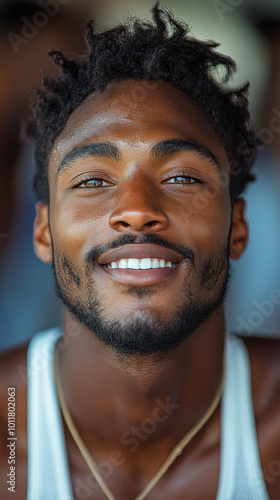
left=42, top=80, right=235, bottom=357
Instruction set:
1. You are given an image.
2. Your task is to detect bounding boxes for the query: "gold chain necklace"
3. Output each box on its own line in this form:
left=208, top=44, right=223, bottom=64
left=54, top=345, right=223, bottom=500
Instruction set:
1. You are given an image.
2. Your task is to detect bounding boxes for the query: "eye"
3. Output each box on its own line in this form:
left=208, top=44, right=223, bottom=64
left=74, top=177, right=112, bottom=188
left=163, top=174, right=203, bottom=185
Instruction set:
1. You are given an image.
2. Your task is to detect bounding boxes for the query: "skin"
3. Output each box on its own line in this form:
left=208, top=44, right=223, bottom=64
left=0, top=80, right=280, bottom=499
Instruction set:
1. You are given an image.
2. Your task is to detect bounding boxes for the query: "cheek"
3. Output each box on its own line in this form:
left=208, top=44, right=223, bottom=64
left=177, top=189, right=231, bottom=246
left=49, top=184, right=231, bottom=261
left=50, top=197, right=110, bottom=258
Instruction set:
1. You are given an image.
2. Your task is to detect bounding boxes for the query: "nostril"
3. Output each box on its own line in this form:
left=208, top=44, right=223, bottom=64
left=146, top=221, right=157, bottom=227
left=109, top=209, right=169, bottom=232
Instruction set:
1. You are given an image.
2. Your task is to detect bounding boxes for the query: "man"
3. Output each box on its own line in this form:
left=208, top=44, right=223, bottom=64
left=0, top=5, right=279, bottom=499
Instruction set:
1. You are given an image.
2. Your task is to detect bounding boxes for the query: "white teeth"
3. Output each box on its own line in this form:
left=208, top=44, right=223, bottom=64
left=128, top=258, right=140, bottom=269
left=107, top=258, right=176, bottom=269
left=152, top=258, right=160, bottom=269
left=140, top=258, right=152, bottom=269
left=119, top=259, right=128, bottom=269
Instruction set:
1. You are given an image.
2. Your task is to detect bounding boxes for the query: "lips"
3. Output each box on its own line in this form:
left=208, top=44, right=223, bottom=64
left=97, top=243, right=184, bottom=266
left=97, top=243, right=183, bottom=286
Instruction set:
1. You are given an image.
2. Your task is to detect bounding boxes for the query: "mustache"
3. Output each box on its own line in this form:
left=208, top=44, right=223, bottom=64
left=85, top=233, right=195, bottom=265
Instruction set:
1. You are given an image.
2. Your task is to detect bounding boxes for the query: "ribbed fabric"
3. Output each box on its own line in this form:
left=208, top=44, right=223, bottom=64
left=27, top=328, right=270, bottom=499
left=27, top=328, right=73, bottom=500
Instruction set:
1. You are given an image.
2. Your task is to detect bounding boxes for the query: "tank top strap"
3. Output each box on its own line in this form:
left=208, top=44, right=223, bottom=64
left=27, top=328, right=74, bottom=500
left=27, top=329, right=270, bottom=499
left=216, top=333, right=270, bottom=500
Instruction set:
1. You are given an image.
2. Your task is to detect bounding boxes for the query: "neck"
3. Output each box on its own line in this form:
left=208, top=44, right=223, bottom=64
left=58, top=308, right=225, bottom=458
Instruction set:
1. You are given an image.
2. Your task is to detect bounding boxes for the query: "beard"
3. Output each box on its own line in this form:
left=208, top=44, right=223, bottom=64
left=51, top=233, right=231, bottom=358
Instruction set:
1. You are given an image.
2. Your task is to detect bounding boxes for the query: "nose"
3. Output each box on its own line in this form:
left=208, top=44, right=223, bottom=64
left=109, top=175, right=169, bottom=233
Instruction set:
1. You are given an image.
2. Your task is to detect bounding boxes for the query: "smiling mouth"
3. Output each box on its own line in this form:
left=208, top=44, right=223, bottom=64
left=96, top=243, right=185, bottom=286
left=100, top=259, right=179, bottom=286
left=103, top=257, right=176, bottom=270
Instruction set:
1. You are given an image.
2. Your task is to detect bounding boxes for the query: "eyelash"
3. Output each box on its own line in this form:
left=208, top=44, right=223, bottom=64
left=163, top=174, right=204, bottom=185
left=74, top=176, right=112, bottom=188
left=73, top=173, right=204, bottom=189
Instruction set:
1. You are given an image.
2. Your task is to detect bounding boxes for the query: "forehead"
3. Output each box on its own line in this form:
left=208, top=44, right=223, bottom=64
left=51, top=79, right=228, bottom=167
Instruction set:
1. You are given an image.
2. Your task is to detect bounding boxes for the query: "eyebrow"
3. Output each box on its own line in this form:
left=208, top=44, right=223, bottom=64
left=150, top=139, right=221, bottom=171
left=57, top=142, right=121, bottom=178
left=56, top=138, right=221, bottom=179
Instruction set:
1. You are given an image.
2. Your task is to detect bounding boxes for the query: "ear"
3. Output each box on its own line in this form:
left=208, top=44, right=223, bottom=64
left=229, top=197, right=248, bottom=260
left=33, top=202, right=52, bottom=263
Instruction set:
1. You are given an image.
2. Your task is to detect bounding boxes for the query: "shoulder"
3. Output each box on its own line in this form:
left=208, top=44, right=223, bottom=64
left=0, top=344, right=28, bottom=388
left=0, top=343, right=29, bottom=499
left=0, top=329, right=61, bottom=498
left=243, top=333, right=280, bottom=360
left=0, top=328, right=60, bottom=425
left=0, top=342, right=29, bottom=425
left=242, top=334, right=280, bottom=407
left=242, top=334, right=280, bottom=424
left=242, top=335, right=280, bottom=499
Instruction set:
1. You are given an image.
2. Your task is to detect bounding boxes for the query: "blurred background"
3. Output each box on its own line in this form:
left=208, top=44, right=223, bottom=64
left=0, top=0, right=280, bottom=350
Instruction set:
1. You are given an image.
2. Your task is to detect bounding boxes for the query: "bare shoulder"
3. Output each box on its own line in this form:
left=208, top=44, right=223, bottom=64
left=0, top=342, right=29, bottom=432
left=0, top=343, right=29, bottom=499
left=243, top=335, right=280, bottom=499
left=243, top=334, right=280, bottom=402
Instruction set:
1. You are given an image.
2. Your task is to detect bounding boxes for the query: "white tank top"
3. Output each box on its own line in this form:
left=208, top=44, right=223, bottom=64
left=27, top=328, right=271, bottom=499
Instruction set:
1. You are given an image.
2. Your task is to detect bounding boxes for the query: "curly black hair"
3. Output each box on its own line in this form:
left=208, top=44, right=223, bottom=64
left=28, top=3, right=257, bottom=203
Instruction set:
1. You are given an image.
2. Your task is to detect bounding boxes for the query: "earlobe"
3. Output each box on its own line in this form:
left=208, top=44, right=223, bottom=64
left=229, top=197, right=248, bottom=260
left=33, top=202, right=52, bottom=263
